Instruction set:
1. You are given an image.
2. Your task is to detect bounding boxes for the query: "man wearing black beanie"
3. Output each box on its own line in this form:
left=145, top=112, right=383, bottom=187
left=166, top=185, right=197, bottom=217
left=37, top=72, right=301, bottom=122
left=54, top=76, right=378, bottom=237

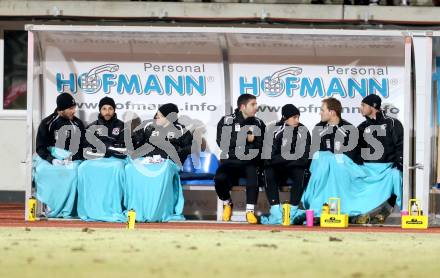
left=158, top=103, right=179, bottom=122
left=132, top=103, right=193, bottom=166
left=84, top=96, right=126, bottom=159
left=358, top=94, right=403, bottom=169
left=358, top=94, right=403, bottom=223
left=261, top=104, right=311, bottom=224
left=34, top=93, right=85, bottom=218
left=77, top=96, right=128, bottom=222
left=36, top=93, right=85, bottom=164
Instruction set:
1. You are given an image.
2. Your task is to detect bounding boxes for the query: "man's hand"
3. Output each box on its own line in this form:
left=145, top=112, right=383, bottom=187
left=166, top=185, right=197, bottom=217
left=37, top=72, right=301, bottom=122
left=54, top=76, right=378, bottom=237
left=52, top=159, right=64, bottom=166
left=247, top=134, right=255, bottom=143
left=52, top=159, right=72, bottom=166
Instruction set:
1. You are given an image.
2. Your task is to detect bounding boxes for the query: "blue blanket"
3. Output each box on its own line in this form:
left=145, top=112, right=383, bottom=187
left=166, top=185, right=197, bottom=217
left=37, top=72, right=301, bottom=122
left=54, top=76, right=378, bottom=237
left=77, top=157, right=127, bottom=222
left=32, top=155, right=79, bottom=218
left=124, top=158, right=185, bottom=222
left=262, top=151, right=402, bottom=225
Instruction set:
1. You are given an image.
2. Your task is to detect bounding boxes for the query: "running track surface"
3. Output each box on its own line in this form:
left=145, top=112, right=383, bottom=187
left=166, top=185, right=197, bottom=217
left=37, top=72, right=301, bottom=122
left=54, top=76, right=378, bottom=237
left=1, top=203, right=439, bottom=234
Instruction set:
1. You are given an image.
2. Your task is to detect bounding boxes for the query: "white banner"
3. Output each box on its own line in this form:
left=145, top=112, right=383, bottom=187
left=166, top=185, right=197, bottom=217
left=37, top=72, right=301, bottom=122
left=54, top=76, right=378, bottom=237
left=229, top=34, right=406, bottom=131
left=40, top=32, right=225, bottom=155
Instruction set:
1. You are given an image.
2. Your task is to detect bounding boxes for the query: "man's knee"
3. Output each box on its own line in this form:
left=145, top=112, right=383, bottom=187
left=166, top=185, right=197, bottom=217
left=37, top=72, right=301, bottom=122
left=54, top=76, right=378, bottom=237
left=214, top=172, right=228, bottom=185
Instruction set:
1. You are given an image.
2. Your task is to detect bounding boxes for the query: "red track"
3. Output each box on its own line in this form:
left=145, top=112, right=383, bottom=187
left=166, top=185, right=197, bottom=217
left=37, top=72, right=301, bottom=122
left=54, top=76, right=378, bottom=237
left=1, top=203, right=439, bottom=234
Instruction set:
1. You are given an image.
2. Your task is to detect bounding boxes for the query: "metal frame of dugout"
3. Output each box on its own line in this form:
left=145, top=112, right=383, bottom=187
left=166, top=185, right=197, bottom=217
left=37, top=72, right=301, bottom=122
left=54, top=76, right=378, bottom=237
left=24, top=25, right=436, bottom=222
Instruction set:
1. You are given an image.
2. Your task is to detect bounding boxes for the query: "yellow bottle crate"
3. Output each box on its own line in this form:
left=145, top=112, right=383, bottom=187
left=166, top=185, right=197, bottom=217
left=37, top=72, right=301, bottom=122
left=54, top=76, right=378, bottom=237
left=320, top=198, right=349, bottom=228
left=401, top=199, right=428, bottom=229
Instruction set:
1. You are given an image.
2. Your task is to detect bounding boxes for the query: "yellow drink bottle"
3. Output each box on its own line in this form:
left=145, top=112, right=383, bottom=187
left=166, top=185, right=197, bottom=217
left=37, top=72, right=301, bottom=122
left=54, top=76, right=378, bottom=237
left=127, top=210, right=136, bottom=229
left=322, top=203, right=330, bottom=215
left=28, top=197, right=37, bottom=221
left=282, top=203, right=290, bottom=226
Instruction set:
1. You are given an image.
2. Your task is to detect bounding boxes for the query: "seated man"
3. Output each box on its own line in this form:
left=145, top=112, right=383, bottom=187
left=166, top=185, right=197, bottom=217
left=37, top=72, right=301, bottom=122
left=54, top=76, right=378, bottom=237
left=33, top=93, right=85, bottom=218
left=132, top=103, right=193, bottom=165
left=357, top=94, right=403, bottom=223
left=300, top=97, right=402, bottom=222
left=215, top=94, right=265, bottom=224
left=261, top=104, right=311, bottom=225
left=312, top=97, right=361, bottom=165
left=77, top=96, right=127, bottom=222
left=124, top=103, right=193, bottom=222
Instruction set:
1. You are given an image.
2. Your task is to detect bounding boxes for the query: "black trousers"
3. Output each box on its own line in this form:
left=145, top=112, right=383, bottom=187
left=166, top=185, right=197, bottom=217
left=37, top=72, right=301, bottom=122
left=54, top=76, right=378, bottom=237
left=388, top=194, right=397, bottom=207
left=264, top=162, right=307, bottom=206
left=214, top=160, right=259, bottom=205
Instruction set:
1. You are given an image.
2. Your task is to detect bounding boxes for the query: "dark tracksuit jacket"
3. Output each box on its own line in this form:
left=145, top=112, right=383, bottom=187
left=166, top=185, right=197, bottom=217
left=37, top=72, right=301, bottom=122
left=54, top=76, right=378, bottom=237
left=267, top=122, right=311, bottom=167
left=216, top=108, right=266, bottom=162
left=312, top=118, right=362, bottom=165
left=133, top=120, right=193, bottom=165
left=358, top=111, right=404, bottom=170
left=36, top=111, right=85, bottom=163
left=85, top=113, right=126, bottom=159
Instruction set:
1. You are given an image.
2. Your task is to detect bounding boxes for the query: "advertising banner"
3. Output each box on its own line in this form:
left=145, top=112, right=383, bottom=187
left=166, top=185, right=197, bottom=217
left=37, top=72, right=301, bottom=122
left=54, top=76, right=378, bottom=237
left=40, top=32, right=226, bottom=154
left=229, top=34, right=406, bottom=130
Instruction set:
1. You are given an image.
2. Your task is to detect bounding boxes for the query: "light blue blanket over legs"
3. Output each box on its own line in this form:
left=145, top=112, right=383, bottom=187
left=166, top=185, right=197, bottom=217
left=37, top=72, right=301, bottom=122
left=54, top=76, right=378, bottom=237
left=32, top=156, right=79, bottom=218
left=124, top=158, right=185, bottom=222
left=262, top=151, right=402, bottom=225
left=77, top=157, right=127, bottom=222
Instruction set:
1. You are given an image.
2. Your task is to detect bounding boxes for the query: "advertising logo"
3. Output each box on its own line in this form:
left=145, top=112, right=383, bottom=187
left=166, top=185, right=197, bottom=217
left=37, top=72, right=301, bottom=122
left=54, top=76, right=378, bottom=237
left=239, top=65, right=394, bottom=99
left=56, top=63, right=208, bottom=96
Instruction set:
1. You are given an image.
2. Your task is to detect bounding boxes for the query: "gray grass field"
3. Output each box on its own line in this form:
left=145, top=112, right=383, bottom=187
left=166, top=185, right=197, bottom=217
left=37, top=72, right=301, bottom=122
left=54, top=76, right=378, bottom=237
left=0, top=227, right=439, bottom=278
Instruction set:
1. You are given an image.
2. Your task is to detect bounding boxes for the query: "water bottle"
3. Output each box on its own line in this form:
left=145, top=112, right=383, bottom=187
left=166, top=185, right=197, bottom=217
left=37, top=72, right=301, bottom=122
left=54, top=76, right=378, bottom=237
left=330, top=202, right=338, bottom=215
left=411, top=202, right=419, bottom=216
